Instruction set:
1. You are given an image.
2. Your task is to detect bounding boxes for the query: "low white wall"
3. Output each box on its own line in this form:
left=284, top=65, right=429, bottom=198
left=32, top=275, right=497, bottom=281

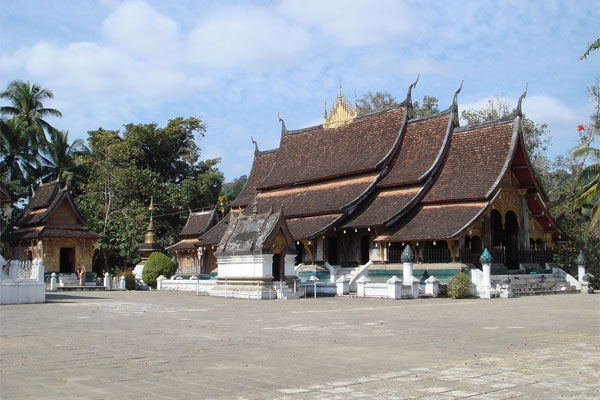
left=217, top=254, right=273, bottom=278
left=0, top=281, right=46, bottom=304
left=159, top=279, right=216, bottom=293
left=301, top=282, right=336, bottom=297
left=363, top=282, right=388, bottom=298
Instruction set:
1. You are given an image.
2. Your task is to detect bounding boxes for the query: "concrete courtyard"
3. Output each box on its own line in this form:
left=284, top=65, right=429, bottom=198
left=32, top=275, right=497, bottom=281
left=1, top=291, right=598, bottom=399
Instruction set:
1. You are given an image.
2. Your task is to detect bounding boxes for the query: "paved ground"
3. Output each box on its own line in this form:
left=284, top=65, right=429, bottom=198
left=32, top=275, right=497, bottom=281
left=1, top=291, right=598, bottom=399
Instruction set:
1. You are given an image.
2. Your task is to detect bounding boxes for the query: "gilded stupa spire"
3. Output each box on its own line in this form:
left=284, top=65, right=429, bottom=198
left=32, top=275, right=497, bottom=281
left=323, top=81, right=357, bottom=129
left=144, top=196, right=157, bottom=244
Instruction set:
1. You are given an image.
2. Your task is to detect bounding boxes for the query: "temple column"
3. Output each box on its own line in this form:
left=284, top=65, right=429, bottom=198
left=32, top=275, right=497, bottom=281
left=518, top=190, right=529, bottom=250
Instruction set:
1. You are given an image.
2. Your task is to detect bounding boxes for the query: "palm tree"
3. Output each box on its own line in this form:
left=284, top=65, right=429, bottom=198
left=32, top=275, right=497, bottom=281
left=38, top=130, right=89, bottom=186
left=571, top=144, right=600, bottom=228
left=0, top=118, right=39, bottom=183
left=0, top=80, right=62, bottom=147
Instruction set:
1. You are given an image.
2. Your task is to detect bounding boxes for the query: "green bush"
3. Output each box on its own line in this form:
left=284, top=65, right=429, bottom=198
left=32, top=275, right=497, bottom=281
left=447, top=272, right=472, bottom=299
left=118, top=269, right=137, bottom=290
left=142, top=252, right=177, bottom=287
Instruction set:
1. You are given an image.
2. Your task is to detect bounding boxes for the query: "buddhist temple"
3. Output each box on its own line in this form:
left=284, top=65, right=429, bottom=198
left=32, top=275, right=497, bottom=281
left=198, top=79, right=562, bottom=284
left=166, top=210, right=218, bottom=274
left=2, top=180, right=99, bottom=273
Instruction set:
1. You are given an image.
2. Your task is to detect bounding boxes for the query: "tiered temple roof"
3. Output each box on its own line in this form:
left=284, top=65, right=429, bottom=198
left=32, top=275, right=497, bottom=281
left=4, top=180, right=99, bottom=241
left=197, top=80, right=561, bottom=247
left=166, top=210, right=218, bottom=252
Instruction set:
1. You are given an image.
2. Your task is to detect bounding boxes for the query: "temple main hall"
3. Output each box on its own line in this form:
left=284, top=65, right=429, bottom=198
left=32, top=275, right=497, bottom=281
left=191, top=80, right=563, bottom=287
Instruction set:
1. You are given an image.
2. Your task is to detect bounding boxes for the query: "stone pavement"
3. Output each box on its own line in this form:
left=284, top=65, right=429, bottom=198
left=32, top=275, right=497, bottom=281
left=0, top=291, right=598, bottom=399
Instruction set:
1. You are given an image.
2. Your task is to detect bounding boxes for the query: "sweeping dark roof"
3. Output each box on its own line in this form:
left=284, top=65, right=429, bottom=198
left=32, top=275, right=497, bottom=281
left=197, top=213, right=231, bottom=247
left=198, top=83, right=559, bottom=243
left=424, top=120, right=516, bottom=203
left=231, top=149, right=277, bottom=208
left=378, top=111, right=451, bottom=187
left=376, top=202, right=488, bottom=242
left=259, top=106, right=405, bottom=189
left=179, top=210, right=217, bottom=238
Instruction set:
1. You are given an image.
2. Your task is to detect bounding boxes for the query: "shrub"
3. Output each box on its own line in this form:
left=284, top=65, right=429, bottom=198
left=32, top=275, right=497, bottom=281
left=447, top=272, right=472, bottom=299
left=142, top=252, right=177, bottom=287
left=118, top=269, right=137, bottom=290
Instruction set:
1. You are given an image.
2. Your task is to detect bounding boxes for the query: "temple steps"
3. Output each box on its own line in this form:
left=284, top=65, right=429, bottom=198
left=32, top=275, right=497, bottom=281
left=275, top=282, right=304, bottom=300
left=493, top=273, right=578, bottom=297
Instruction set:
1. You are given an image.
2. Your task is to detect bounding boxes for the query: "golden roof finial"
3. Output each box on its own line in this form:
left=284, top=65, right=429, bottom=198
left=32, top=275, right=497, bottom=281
left=323, top=82, right=357, bottom=129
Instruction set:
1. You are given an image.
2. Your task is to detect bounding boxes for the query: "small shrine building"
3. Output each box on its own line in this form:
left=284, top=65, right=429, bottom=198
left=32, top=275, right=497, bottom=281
left=166, top=210, right=218, bottom=274
left=2, top=180, right=99, bottom=273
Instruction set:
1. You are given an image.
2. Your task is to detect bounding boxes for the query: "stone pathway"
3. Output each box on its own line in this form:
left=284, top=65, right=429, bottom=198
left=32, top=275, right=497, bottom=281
left=1, top=291, right=598, bottom=399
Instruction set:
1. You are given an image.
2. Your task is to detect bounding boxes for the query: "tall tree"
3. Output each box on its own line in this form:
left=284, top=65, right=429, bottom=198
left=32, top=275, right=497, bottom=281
left=38, top=130, right=89, bottom=186
left=0, top=80, right=62, bottom=147
left=413, top=95, right=440, bottom=118
left=356, top=92, right=400, bottom=115
left=0, top=118, right=39, bottom=184
left=78, top=119, right=223, bottom=273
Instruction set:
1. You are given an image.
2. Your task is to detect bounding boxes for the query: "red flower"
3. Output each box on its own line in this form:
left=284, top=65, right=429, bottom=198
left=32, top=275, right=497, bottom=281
left=577, top=124, right=585, bottom=131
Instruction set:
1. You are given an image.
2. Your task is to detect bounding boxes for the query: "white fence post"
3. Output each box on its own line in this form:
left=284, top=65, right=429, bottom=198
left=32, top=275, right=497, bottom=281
left=50, top=272, right=57, bottom=291
left=104, top=272, right=111, bottom=290
left=119, top=275, right=126, bottom=290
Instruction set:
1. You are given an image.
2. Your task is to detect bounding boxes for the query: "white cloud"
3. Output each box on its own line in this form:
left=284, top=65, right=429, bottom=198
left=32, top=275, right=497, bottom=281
left=185, top=6, right=310, bottom=69
left=102, top=0, right=181, bottom=63
left=279, top=0, right=414, bottom=47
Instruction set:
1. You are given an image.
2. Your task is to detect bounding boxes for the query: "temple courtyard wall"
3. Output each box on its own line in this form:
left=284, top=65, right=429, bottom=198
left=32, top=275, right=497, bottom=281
left=1, top=291, right=597, bottom=399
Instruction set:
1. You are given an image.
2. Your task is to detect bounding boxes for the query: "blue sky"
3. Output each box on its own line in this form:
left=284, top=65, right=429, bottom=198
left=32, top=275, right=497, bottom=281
left=1, top=0, right=598, bottom=181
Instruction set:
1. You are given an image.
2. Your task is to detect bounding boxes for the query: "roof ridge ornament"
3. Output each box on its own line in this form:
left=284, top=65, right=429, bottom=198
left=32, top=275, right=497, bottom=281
left=452, top=80, right=464, bottom=107
left=406, top=74, right=420, bottom=119
left=323, top=82, right=357, bottom=129
left=516, top=83, right=528, bottom=117
left=251, top=136, right=259, bottom=156
left=278, top=112, right=287, bottom=134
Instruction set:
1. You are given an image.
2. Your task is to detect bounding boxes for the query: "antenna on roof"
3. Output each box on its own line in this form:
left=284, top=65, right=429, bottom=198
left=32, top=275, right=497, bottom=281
left=251, top=136, right=259, bottom=155
left=278, top=112, right=287, bottom=134
left=516, top=83, right=528, bottom=117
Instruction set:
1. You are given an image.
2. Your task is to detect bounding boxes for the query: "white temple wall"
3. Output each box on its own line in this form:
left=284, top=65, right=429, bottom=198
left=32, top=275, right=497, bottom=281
left=217, top=254, right=273, bottom=278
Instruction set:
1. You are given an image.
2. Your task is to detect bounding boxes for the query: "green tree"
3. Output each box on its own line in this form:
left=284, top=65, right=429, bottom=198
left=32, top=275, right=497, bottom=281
left=571, top=144, right=599, bottom=227
left=579, top=37, right=600, bottom=60
left=0, top=80, right=62, bottom=147
left=38, top=130, right=89, bottom=187
left=223, top=175, right=248, bottom=200
left=78, top=119, right=223, bottom=273
left=412, top=95, right=440, bottom=118
left=0, top=118, right=39, bottom=184
left=356, top=91, right=400, bottom=115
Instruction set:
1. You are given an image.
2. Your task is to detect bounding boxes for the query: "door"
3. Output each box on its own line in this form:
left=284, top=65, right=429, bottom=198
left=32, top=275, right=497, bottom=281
left=327, top=236, right=339, bottom=265
left=60, top=247, right=75, bottom=273
left=360, top=236, right=370, bottom=265
left=272, top=253, right=284, bottom=281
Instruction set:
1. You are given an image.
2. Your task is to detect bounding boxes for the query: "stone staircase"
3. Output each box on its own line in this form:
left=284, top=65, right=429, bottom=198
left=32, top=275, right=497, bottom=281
left=275, top=282, right=304, bottom=300
left=493, top=273, right=578, bottom=297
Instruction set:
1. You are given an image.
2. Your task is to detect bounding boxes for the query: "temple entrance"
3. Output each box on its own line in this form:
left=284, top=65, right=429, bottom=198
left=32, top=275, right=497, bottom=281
left=504, top=211, right=519, bottom=269
left=272, top=253, right=284, bottom=281
left=491, top=210, right=504, bottom=248
left=360, top=236, right=370, bottom=265
left=327, top=236, right=339, bottom=265
left=59, top=247, right=75, bottom=273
